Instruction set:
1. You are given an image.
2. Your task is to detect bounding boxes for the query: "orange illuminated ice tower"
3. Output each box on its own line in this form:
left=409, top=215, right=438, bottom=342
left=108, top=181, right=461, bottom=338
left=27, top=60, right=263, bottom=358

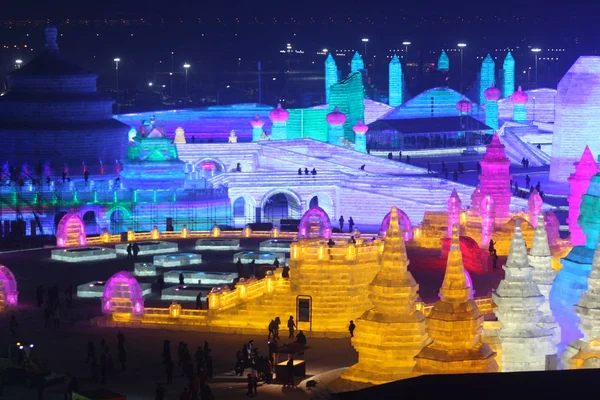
left=342, top=207, right=430, bottom=384
left=414, top=225, right=498, bottom=374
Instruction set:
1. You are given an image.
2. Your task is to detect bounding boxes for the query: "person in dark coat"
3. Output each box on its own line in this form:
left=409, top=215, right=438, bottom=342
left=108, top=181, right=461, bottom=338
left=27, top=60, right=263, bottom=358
left=348, top=320, right=356, bottom=337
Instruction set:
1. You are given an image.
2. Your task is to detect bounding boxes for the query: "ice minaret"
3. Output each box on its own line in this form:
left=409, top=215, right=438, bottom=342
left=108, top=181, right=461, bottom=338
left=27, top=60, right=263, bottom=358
left=503, top=52, right=515, bottom=98
left=484, top=84, right=501, bottom=130
left=342, top=207, right=430, bottom=384
left=268, top=104, right=289, bottom=140
left=564, top=236, right=600, bottom=368
left=351, top=51, right=364, bottom=73
left=352, top=120, right=368, bottom=153
left=414, top=225, right=498, bottom=375
left=529, top=213, right=561, bottom=348
left=447, top=189, right=462, bottom=238
left=493, top=219, right=555, bottom=372
left=479, top=132, right=512, bottom=224
left=250, top=115, right=265, bottom=142
left=528, top=189, right=543, bottom=228
left=550, top=57, right=600, bottom=182
left=511, top=86, right=528, bottom=123
left=568, top=146, right=599, bottom=246
left=325, top=54, right=338, bottom=104
left=388, top=55, right=403, bottom=107
left=437, top=50, right=449, bottom=72
left=326, top=107, right=347, bottom=146
left=480, top=54, right=495, bottom=106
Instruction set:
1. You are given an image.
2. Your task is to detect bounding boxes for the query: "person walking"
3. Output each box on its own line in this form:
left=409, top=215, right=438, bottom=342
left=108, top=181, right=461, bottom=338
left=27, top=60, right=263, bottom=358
left=348, top=217, right=355, bottom=232
left=246, top=374, right=255, bottom=397
left=179, top=272, right=185, bottom=285
left=196, top=292, right=203, bottom=310
left=126, top=243, right=133, bottom=260
left=348, top=320, right=356, bottom=338
left=525, top=174, right=531, bottom=188
left=287, top=316, right=296, bottom=338
left=286, top=357, right=295, bottom=388
left=297, top=168, right=302, bottom=175
left=132, top=242, right=140, bottom=262
left=338, top=215, right=344, bottom=231
left=453, top=170, right=459, bottom=182
left=488, top=240, right=496, bottom=256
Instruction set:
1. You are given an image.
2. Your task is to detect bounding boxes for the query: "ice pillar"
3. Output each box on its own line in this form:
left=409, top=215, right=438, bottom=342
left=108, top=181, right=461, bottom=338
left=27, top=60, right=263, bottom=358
left=447, top=189, right=462, bottom=238
left=250, top=115, right=265, bottom=142
left=351, top=51, right=364, bottom=73
left=503, top=52, right=515, bottom=98
left=325, top=54, right=338, bottom=104
left=480, top=54, right=495, bottom=106
left=352, top=120, right=368, bottom=153
left=326, top=107, right=347, bottom=146
left=511, top=86, right=528, bottom=123
left=268, top=104, right=289, bottom=140
left=388, top=55, right=403, bottom=107
left=484, top=84, right=501, bottom=130
left=528, top=189, right=543, bottom=228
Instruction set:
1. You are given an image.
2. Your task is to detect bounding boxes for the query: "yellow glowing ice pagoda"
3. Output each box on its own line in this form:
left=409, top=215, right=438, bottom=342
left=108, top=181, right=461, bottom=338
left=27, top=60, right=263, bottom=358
left=414, top=225, right=498, bottom=374
left=342, top=207, right=430, bottom=385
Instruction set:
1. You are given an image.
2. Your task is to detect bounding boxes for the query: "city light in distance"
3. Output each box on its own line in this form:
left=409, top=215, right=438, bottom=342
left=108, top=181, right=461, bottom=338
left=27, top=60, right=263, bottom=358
left=402, top=41, right=411, bottom=46
left=183, top=63, right=191, bottom=69
left=531, top=48, right=542, bottom=53
left=361, top=38, right=369, bottom=42
left=457, top=43, right=467, bottom=48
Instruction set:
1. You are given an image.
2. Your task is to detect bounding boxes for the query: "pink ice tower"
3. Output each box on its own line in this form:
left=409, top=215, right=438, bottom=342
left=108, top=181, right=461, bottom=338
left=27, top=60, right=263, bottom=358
left=326, top=106, right=347, bottom=146
left=479, top=132, right=512, bottom=225
left=480, top=195, right=495, bottom=247
left=352, top=119, right=368, bottom=153
left=528, top=189, right=543, bottom=228
left=250, top=115, right=265, bottom=142
left=456, top=98, right=472, bottom=115
left=484, top=84, right=501, bottom=130
left=511, top=86, right=528, bottom=123
left=568, top=146, right=599, bottom=245
left=268, top=104, right=289, bottom=140
left=447, top=189, right=462, bottom=238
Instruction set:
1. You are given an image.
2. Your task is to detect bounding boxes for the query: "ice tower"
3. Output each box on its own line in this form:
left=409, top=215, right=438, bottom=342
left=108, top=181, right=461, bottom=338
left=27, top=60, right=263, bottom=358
left=550, top=57, right=600, bottom=182
left=494, top=220, right=555, bottom=372
left=352, top=120, right=368, bottom=153
left=480, top=54, right=495, bottom=106
left=351, top=51, right=364, bottom=73
left=268, top=104, right=289, bottom=140
left=484, top=84, right=501, bottom=130
left=568, top=146, right=598, bottom=246
left=326, top=107, right=347, bottom=146
left=388, top=55, right=403, bottom=107
left=447, top=189, right=462, bottom=238
left=342, top=207, right=430, bottom=384
left=414, top=226, right=498, bottom=374
left=250, top=115, right=265, bottom=142
left=503, top=52, right=515, bottom=98
left=511, top=86, right=528, bottom=123
left=530, top=213, right=561, bottom=347
left=325, top=54, right=338, bottom=104
left=528, top=189, right=543, bottom=228
left=437, top=50, right=449, bottom=72
left=479, top=132, right=512, bottom=224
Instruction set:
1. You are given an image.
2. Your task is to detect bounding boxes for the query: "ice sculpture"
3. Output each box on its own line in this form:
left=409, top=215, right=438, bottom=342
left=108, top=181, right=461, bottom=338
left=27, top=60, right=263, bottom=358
left=503, top=52, right=515, bottom=98
left=447, top=189, right=462, bottom=238
left=480, top=54, right=495, bottom=106
left=298, top=206, right=332, bottom=239
left=351, top=51, right=364, bottom=73
left=484, top=84, right=501, bottom=130
left=0, top=265, right=18, bottom=308
left=437, top=50, right=449, bottom=72
left=479, top=132, right=512, bottom=224
left=56, top=212, right=87, bottom=248
left=268, top=104, right=289, bottom=140
left=342, top=207, right=430, bottom=384
left=101, top=271, right=144, bottom=315
left=550, top=57, right=600, bottom=182
left=528, top=189, right=543, bottom=228
left=567, top=146, right=598, bottom=246
left=173, top=127, right=186, bottom=144
left=414, top=225, right=498, bottom=374
left=379, top=208, right=413, bottom=242
left=352, top=119, right=368, bottom=153
left=388, top=55, right=403, bottom=107
left=529, top=213, right=561, bottom=346
left=511, top=86, right=528, bottom=123
left=325, top=53, right=338, bottom=104
left=326, top=106, right=347, bottom=146
left=250, top=115, right=265, bottom=142
left=494, top=219, right=555, bottom=371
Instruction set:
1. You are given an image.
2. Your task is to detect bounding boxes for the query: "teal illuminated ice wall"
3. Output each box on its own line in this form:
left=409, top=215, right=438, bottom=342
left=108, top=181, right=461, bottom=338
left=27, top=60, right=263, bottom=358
left=480, top=54, right=495, bottom=106
left=438, top=50, right=450, bottom=72
left=328, top=72, right=365, bottom=142
left=503, top=52, right=515, bottom=98
left=287, top=109, right=329, bottom=142
left=325, top=54, right=339, bottom=104
left=351, top=52, right=365, bottom=73
left=388, top=55, right=403, bottom=107
left=486, top=100, right=499, bottom=130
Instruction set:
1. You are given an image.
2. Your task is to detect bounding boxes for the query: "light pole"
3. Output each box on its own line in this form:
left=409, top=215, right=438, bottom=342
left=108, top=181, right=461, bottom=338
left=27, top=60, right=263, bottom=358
left=362, top=38, right=369, bottom=59
left=457, top=43, right=466, bottom=93
left=402, top=41, right=411, bottom=62
left=531, top=48, right=541, bottom=89
left=183, top=63, right=191, bottom=103
left=15, top=59, right=22, bottom=69
left=113, top=58, right=120, bottom=113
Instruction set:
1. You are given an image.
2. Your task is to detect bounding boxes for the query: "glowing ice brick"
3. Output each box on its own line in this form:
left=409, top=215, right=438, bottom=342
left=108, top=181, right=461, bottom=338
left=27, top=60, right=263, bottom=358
left=259, top=239, right=292, bottom=253
left=160, top=285, right=213, bottom=302
left=153, top=253, right=202, bottom=268
left=389, top=55, right=403, bottom=107
left=493, top=219, right=556, bottom=372
left=115, top=241, right=178, bottom=256
left=194, top=239, right=241, bottom=251
left=163, top=270, right=238, bottom=285
left=233, top=251, right=286, bottom=265
left=51, top=247, right=117, bottom=262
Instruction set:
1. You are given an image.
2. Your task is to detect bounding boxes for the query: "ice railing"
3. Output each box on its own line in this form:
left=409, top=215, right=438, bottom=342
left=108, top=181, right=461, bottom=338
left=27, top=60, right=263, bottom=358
left=289, top=238, right=383, bottom=262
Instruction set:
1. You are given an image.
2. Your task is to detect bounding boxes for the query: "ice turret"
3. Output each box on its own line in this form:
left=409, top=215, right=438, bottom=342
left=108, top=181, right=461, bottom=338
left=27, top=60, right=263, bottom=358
left=567, top=146, right=598, bottom=246
left=438, top=50, right=449, bottom=72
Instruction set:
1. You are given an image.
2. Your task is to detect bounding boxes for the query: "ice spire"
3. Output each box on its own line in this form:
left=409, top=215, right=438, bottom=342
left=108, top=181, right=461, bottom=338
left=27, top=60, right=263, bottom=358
left=440, top=225, right=470, bottom=302
left=447, top=189, right=462, bottom=238
left=351, top=51, right=364, bottom=73
left=480, top=54, right=495, bottom=106
left=325, top=53, right=338, bottom=104
left=503, top=51, right=515, bottom=98
left=437, top=50, right=449, bottom=72
left=388, top=55, right=403, bottom=107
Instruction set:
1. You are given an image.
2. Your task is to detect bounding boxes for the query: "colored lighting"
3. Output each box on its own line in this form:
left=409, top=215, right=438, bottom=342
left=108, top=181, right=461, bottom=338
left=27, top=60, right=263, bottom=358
left=351, top=51, right=364, bottom=73
left=503, top=52, right=515, bottom=98
left=437, top=50, right=449, bottom=72
left=388, top=54, right=403, bottom=107
left=480, top=54, right=495, bottom=106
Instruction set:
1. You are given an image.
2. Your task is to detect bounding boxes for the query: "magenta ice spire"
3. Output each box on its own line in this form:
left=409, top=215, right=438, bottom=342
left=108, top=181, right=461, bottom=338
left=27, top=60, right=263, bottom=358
left=479, top=132, right=512, bottom=225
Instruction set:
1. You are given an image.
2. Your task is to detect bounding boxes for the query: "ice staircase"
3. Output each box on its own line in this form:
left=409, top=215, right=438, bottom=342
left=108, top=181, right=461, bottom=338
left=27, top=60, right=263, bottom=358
left=497, top=123, right=550, bottom=167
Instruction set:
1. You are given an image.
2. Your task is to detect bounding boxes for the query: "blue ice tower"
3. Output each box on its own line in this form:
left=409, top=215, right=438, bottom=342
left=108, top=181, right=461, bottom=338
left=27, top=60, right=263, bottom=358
left=479, top=54, right=495, bottom=106
left=503, top=52, right=515, bottom=98
left=325, top=54, right=339, bottom=104
left=438, top=50, right=450, bottom=72
left=388, top=55, right=403, bottom=107
left=351, top=52, right=364, bottom=74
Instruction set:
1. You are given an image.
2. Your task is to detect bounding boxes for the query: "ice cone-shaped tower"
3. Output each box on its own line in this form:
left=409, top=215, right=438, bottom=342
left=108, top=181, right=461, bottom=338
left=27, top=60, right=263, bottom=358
left=493, top=219, right=555, bottom=371
left=388, top=55, right=403, bottom=107
left=414, top=226, right=498, bottom=374
left=173, top=127, right=186, bottom=144
left=564, top=236, right=600, bottom=368
left=479, top=132, right=512, bottom=224
left=325, top=54, right=338, bottom=104
left=529, top=213, right=561, bottom=347
left=342, top=207, right=430, bottom=384
left=351, top=51, right=364, bottom=73
left=503, top=52, right=515, bottom=98
left=567, top=146, right=598, bottom=246
left=438, top=50, right=449, bottom=72
left=480, top=54, right=495, bottom=106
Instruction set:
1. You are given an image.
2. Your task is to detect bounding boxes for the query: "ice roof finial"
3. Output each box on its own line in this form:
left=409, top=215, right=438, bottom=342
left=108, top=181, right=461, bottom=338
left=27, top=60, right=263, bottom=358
left=45, top=26, right=59, bottom=51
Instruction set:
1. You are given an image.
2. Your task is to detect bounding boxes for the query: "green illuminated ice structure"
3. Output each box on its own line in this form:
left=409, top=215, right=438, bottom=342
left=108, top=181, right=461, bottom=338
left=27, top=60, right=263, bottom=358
left=326, top=107, right=347, bottom=146
left=328, top=72, right=365, bottom=142
left=325, top=54, right=339, bottom=104
left=389, top=55, right=403, bottom=107
left=480, top=54, right=496, bottom=106
left=121, top=121, right=185, bottom=189
left=437, top=50, right=450, bottom=72
left=503, top=52, right=515, bottom=98
left=269, top=104, right=290, bottom=140
left=351, top=51, right=364, bottom=73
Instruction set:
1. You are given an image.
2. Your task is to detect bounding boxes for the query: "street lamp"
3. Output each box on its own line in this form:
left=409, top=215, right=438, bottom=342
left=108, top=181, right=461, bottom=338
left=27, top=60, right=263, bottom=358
left=113, top=58, right=121, bottom=113
left=170, top=52, right=174, bottom=97
left=402, top=41, right=411, bottom=61
left=457, top=43, right=467, bottom=92
left=183, top=63, right=191, bottom=102
left=362, top=38, right=369, bottom=58
left=15, top=59, right=22, bottom=69
left=531, top=48, right=541, bottom=89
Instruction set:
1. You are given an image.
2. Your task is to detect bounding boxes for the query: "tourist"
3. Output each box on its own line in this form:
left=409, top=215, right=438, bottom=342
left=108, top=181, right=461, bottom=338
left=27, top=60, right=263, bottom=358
left=311, top=168, right=317, bottom=175
left=252, top=369, right=258, bottom=396
left=339, top=215, right=344, bottom=231
left=510, top=179, right=513, bottom=190
left=398, top=151, right=402, bottom=159
left=273, top=317, right=281, bottom=340
left=62, top=171, right=67, bottom=183
left=196, top=292, right=203, bottom=310
left=179, top=273, right=185, bottom=285
left=297, top=168, right=302, bottom=175
left=286, top=357, right=295, bottom=387
left=250, top=260, right=257, bottom=277
left=492, top=250, right=499, bottom=270
left=349, top=236, right=356, bottom=244
left=521, top=157, right=526, bottom=168
left=327, top=238, right=335, bottom=247
left=444, top=170, right=449, bottom=180
left=514, top=182, right=519, bottom=194
left=488, top=240, right=496, bottom=256
left=155, top=384, right=166, bottom=400
left=191, top=136, right=196, bottom=143
left=65, top=285, right=73, bottom=308
left=348, top=217, right=355, bottom=232
left=348, top=320, right=356, bottom=337
left=536, top=181, right=541, bottom=192
left=441, top=161, right=446, bottom=173
left=281, top=265, right=290, bottom=278
left=268, top=319, right=275, bottom=339
left=453, top=170, right=458, bottom=182
left=304, top=168, right=309, bottom=175
left=387, top=152, right=393, bottom=160
left=359, top=164, right=365, bottom=170
left=237, top=163, right=241, bottom=172
left=273, top=258, right=280, bottom=268
left=84, top=170, right=89, bottom=184
left=246, top=374, right=255, bottom=397
left=132, top=242, right=140, bottom=262
left=526, top=174, right=531, bottom=188
left=235, top=353, right=245, bottom=376
left=204, top=341, right=211, bottom=357
left=117, top=331, right=127, bottom=371
left=296, top=331, right=307, bottom=345
left=158, top=276, right=165, bottom=293
left=164, top=357, right=174, bottom=384
left=126, top=243, right=133, bottom=260
left=287, top=316, right=296, bottom=338
left=36, top=285, right=44, bottom=307
left=537, top=143, right=542, bottom=150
